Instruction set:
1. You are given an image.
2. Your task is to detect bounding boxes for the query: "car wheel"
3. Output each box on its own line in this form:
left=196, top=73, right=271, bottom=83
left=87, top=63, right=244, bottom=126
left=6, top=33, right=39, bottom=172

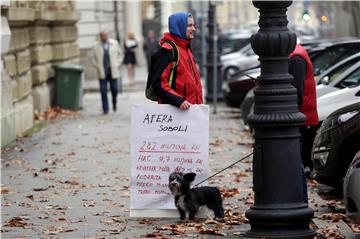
left=224, top=66, right=239, bottom=81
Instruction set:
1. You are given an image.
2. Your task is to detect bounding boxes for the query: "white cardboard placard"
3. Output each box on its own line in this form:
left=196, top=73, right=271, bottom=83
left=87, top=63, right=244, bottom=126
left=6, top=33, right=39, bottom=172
left=130, top=104, right=209, bottom=217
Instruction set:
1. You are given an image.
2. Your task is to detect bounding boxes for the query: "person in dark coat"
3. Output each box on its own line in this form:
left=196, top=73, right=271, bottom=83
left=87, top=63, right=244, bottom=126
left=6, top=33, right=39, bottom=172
left=123, top=32, right=138, bottom=86
left=143, top=30, right=160, bottom=72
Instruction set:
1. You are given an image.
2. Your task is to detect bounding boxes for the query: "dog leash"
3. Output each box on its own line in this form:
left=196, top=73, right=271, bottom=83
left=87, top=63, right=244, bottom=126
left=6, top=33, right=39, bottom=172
left=194, top=152, right=254, bottom=187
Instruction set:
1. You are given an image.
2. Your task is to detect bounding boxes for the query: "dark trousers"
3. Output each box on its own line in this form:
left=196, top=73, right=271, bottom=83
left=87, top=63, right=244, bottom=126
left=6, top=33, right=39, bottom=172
left=99, top=72, right=118, bottom=113
left=299, top=126, right=308, bottom=203
left=146, top=58, right=151, bottom=72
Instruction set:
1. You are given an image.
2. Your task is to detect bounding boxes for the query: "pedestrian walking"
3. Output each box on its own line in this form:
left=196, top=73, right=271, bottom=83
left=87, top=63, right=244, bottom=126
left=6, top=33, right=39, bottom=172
left=123, top=32, right=138, bottom=86
left=289, top=43, right=319, bottom=203
left=143, top=30, right=160, bottom=72
left=151, top=12, right=203, bottom=110
left=91, top=31, right=122, bottom=114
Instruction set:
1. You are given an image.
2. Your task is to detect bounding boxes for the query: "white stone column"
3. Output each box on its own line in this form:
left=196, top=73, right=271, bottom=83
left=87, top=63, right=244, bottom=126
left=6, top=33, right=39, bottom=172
left=161, top=2, right=172, bottom=35
left=124, top=1, right=145, bottom=66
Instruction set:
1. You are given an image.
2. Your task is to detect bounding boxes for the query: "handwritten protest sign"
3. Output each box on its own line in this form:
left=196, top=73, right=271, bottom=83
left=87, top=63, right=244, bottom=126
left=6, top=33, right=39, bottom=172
left=130, top=104, right=209, bottom=217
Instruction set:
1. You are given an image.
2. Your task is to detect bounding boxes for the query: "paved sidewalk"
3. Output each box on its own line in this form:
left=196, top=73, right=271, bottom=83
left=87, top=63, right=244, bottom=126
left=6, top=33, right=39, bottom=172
left=2, top=75, right=357, bottom=238
left=1, top=83, right=256, bottom=238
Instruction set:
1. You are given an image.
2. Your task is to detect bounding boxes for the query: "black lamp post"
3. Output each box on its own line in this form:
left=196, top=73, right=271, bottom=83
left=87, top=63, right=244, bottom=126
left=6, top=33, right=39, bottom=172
left=205, top=1, right=222, bottom=104
left=245, top=1, right=315, bottom=238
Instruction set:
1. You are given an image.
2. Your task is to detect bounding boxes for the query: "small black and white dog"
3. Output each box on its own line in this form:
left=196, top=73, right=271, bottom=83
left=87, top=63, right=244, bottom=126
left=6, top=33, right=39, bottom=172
left=168, top=172, right=224, bottom=221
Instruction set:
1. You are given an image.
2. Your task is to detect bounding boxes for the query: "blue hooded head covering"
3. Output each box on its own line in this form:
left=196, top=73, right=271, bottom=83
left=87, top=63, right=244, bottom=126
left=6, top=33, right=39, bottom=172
left=168, top=12, right=192, bottom=40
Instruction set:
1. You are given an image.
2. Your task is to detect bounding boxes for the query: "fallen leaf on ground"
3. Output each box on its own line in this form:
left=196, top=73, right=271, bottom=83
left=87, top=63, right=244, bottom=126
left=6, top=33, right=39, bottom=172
left=111, top=216, right=127, bottom=223
left=25, top=195, right=34, bottom=200
left=319, top=213, right=347, bottom=222
left=45, top=205, right=68, bottom=210
left=100, top=219, right=115, bottom=225
left=224, top=210, right=248, bottom=225
left=204, top=219, right=217, bottom=224
left=6, top=158, right=26, bottom=166
left=35, top=107, right=81, bottom=121
left=109, top=227, right=126, bottom=234
left=55, top=217, right=67, bottom=222
left=316, top=225, right=345, bottom=239
left=143, top=231, right=169, bottom=238
left=219, top=188, right=240, bottom=198
left=4, top=216, right=28, bottom=227
left=82, top=200, right=96, bottom=207
left=44, top=159, right=58, bottom=165
left=0, top=187, right=10, bottom=194
left=59, top=180, right=80, bottom=185
left=33, top=187, right=49, bottom=191
left=236, top=142, right=254, bottom=147
left=230, top=171, right=248, bottom=182
left=43, top=225, right=76, bottom=235
left=199, top=227, right=225, bottom=236
left=157, top=224, right=185, bottom=235
left=350, top=222, right=360, bottom=233
left=210, top=139, right=224, bottom=147
left=40, top=167, right=52, bottom=173
left=308, top=179, right=319, bottom=186
left=92, top=211, right=110, bottom=216
left=138, top=218, right=153, bottom=225
left=66, top=152, right=76, bottom=156
left=238, top=194, right=254, bottom=205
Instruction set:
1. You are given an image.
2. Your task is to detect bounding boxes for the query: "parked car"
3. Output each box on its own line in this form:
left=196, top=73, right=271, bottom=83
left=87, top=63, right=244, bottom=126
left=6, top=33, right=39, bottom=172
left=220, top=31, right=252, bottom=55
left=240, top=87, right=255, bottom=125
left=223, top=39, right=360, bottom=105
left=343, top=150, right=360, bottom=224
left=222, top=67, right=258, bottom=108
left=312, top=103, right=360, bottom=189
left=316, top=61, right=360, bottom=98
left=300, top=37, right=358, bottom=58
left=316, top=85, right=360, bottom=122
left=241, top=53, right=360, bottom=123
left=316, top=52, right=360, bottom=85
left=316, top=60, right=360, bottom=117
left=240, top=61, right=360, bottom=171
left=310, top=39, right=360, bottom=76
left=220, top=43, right=260, bottom=81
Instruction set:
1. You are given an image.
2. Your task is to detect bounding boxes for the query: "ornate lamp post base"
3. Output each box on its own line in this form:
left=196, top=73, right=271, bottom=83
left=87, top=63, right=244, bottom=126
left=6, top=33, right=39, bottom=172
left=245, top=1, right=315, bottom=238
left=246, top=207, right=314, bottom=238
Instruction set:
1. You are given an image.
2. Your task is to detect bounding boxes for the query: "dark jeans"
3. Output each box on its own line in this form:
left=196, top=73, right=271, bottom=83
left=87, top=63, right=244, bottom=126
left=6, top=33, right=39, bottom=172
left=99, top=72, right=118, bottom=113
left=300, top=126, right=308, bottom=203
left=300, top=126, right=318, bottom=169
left=146, top=59, right=151, bottom=73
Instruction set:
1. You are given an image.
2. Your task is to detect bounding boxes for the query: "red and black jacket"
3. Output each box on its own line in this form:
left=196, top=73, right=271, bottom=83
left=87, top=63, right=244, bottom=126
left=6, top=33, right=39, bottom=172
left=153, top=32, right=203, bottom=107
left=289, top=44, right=319, bottom=126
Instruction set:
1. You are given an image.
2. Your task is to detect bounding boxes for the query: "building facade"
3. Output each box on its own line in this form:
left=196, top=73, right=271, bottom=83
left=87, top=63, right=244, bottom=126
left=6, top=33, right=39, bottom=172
left=1, top=0, right=80, bottom=147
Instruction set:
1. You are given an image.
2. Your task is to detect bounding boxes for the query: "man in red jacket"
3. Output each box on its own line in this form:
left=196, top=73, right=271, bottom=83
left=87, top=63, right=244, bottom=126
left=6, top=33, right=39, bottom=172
left=290, top=44, right=318, bottom=128
left=289, top=44, right=319, bottom=203
left=153, top=12, right=203, bottom=110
